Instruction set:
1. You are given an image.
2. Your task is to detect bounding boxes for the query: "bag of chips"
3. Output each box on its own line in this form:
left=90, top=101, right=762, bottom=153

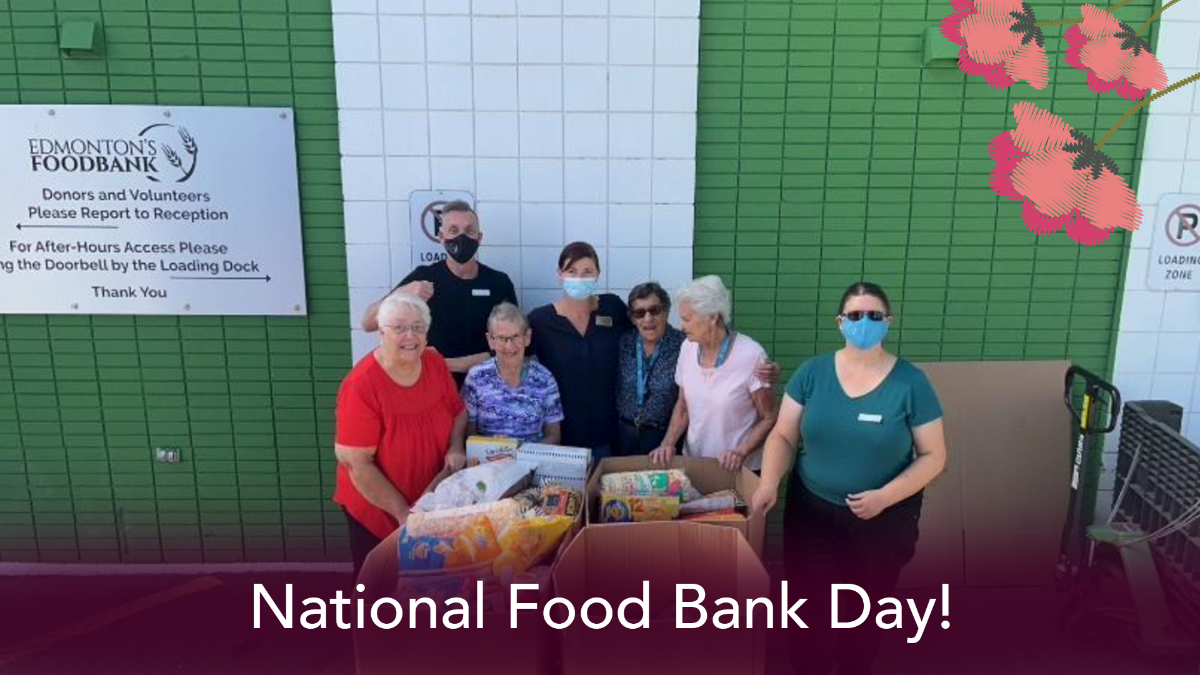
left=398, top=516, right=501, bottom=572
left=405, top=499, right=521, bottom=540
left=491, top=515, right=574, bottom=576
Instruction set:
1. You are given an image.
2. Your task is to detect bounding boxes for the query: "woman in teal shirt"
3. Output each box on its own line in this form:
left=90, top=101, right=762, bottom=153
left=751, top=281, right=948, bottom=675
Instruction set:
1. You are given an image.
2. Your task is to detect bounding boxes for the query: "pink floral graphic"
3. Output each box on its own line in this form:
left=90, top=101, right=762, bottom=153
left=989, top=102, right=1142, bottom=245
left=1064, top=4, right=1168, bottom=100
left=942, top=0, right=1050, bottom=90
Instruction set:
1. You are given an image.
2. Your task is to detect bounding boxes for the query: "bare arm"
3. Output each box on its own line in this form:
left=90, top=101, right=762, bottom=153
left=735, top=387, right=778, bottom=459
left=650, top=395, right=689, bottom=465
left=361, top=281, right=434, bottom=332
left=541, top=422, right=562, bottom=445
left=750, top=395, right=804, bottom=515
left=879, top=419, right=947, bottom=505
left=445, top=409, right=468, bottom=471
left=335, top=444, right=409, bottom=521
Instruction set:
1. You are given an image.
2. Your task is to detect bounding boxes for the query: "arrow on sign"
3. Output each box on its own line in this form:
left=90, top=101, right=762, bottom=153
left=169, top=275, right=272, bottom=282
left=17, top=223, right=119, bottom=230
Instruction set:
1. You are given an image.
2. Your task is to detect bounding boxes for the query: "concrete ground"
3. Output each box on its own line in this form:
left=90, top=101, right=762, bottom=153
left=0, top=572, right=1195, bottom=675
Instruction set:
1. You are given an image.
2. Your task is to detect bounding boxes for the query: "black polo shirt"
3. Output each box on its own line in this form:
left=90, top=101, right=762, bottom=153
left=396, top=261, right=517, bottom=384
left=528, top=294, right=632, bottom=455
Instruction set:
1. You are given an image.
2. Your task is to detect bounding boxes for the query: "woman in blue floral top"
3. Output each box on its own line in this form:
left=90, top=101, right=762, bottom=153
left=616, top=282, right=782, bottom=456
left=463, top=303, right=564, bottom=443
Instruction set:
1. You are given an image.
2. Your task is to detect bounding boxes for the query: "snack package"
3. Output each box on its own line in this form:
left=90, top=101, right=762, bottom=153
left=413, top=459, right=533, bottom=512
left=599, top=493, right=681, bottom=523
left=679, top=489, right=741, bottom=515
left=492, top=515, right=574, bottom=576
left=679, top=510, right=745, bottom=523
left=405, top=499, right=521, bottom=539
left=540, top=485, right=581, bottom=518
left=599, top=469, right=695, bottom=499
left=466, top=436, right=521, bottom=466
left=511, top=487, right=543, bottom=513
left=398, top=516, right=501, bottom=572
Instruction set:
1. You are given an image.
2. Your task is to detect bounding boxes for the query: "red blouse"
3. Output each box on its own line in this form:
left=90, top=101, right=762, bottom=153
left=333, top=348, right=465, bottom=539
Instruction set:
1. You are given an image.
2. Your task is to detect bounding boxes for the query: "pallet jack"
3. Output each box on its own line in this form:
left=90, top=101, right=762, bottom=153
left=1055, top=366, right=1196, bottom=658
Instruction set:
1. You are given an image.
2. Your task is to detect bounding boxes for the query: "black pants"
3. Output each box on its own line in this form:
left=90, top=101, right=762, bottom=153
left=615, top=419, right=668, bottom=456
left=783, top=482, right=922, bottom=675
left=345, top=511, right=383, bottom=582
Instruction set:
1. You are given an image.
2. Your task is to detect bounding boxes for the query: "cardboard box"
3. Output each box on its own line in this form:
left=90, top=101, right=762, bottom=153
left=585, top=456, right=765, bottom=558
left=353, top=506, right=583, bottom=675
left=898, top=360, right=1072, bottom=588
left=552, top=523, right=771, bottom=675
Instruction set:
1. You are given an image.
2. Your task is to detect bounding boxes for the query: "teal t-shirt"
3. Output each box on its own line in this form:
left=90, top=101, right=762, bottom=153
left=785, top=353, right=943, bottom=506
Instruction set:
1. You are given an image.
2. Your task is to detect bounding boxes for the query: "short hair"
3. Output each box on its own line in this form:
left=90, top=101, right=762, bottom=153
left=377, top=292, right=431, bottom=330
left=839, top=281, right=893, bottom=315
left=441, top=200, right=476, bottom=220
left=675, top=275, right=732, bottom=326
left=487, top=302, right=529, bottom=333
left=627, top=282, right=671, bottom=315
left=558, top=241, right=600, bottom=273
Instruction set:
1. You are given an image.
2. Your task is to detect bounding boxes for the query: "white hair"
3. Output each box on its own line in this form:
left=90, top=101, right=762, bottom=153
left=488, top=302, right=528, bottom=333
left=675, top=275, right=732, bottom=326
left=377, top=292, right=431, bottom=330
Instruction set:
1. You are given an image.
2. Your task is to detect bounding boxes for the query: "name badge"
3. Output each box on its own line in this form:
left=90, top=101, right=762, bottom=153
left=471, top=289, right=491, bottom=297
left=595, top=316, right=613, bottom=328
left=857, top=413, right=883, bottom=424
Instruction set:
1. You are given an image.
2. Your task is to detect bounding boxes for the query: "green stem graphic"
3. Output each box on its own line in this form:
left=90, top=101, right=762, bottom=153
left=1094, top=72, right=1200, bottom=151
left=1034, top=0, right=1141, bottom=27
left=1137, top=0, right=1183, bottom=35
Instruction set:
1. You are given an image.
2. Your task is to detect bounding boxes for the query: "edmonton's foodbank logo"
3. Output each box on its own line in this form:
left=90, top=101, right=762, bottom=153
left=27, top=123, right=200, bottom=183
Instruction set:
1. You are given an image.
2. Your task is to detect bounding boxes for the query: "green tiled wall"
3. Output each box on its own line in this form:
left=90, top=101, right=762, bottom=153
left=0, top=0, right=349, bottom=563
left=694, top=0, right=1151, bottom=558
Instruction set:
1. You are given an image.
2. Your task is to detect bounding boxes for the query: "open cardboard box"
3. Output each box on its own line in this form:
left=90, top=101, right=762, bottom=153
left=353, top=506, right=583, bottom=675
left=585, top=456, right=766, bottom=558
left=553, top=522, right=772, bottom=675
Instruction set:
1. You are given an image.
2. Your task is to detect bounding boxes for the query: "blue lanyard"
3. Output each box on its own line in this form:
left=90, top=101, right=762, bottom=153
left=635, top=338, right=660, bottom=407
left=700, top=332, right=735, bottom=369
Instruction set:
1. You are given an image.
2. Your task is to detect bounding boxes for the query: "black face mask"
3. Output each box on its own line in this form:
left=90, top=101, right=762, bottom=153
left=444, top=234, right=479, bottom=264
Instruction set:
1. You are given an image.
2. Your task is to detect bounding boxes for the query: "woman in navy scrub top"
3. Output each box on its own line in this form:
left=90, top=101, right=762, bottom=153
left=528, top=242, right=632, bottom=458
left=751, top=282, right=948, bottom=675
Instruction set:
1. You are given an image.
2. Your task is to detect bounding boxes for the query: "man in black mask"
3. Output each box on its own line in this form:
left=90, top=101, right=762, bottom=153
left=362, top=200, right=517, bottom=387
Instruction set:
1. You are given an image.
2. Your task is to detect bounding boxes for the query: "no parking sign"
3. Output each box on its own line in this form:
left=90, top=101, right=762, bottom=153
left=1149, top=194, right=1200, bottom=291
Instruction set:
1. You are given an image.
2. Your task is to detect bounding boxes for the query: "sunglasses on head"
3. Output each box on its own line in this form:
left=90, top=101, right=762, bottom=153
left=841, top=311, right=889, bottom=322
left=632, top=306, right=663, bottom=320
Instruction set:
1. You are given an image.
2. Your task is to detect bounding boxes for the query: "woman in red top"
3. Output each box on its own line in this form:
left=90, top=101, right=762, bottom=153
left=334, top=292, right=467, bottom=576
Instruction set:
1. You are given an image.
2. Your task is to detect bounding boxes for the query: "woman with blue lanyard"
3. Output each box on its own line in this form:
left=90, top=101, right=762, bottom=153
left=750, top=281, right=948, bottom=675
left=649, top=275, right=778, bottom=472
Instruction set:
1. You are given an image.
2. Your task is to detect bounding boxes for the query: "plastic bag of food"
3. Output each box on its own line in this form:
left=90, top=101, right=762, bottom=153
left=398, top=516, right=501, bottom=572
left=405, top=499, right=521, bottom=539
left=511, top=487, right=543, bottom=513
left=599, top=493, right=681, bottom=523
left=413, top=459, right=533, bottom=512
left=599, top=469, right=694, bottom=499
left=540, top=485, right=581, bottom=518
left=679, top=489, right=741, bottom=515
left=491, top=515, right=574, bottom=576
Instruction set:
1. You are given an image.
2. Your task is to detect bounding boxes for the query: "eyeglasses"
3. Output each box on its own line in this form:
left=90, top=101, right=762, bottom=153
left=488, top=333, right=525, bottom=346
left=632, top=306, right=664, bottom=320
left=841, top=311, right=889, bottom=322
left=384, top=323, right=428, bottom=336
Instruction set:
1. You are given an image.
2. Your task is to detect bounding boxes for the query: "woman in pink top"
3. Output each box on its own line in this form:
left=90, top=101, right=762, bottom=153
left=650, top=275, right=778, bottom=472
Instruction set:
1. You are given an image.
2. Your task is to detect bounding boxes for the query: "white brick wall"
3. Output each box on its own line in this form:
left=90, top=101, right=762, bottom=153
left=333, top=0, right=700, bottom=362
left=1105, top=9, right=1200, bottom=519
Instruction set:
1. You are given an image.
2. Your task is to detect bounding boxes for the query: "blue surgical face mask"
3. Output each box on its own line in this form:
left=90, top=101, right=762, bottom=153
left=562, top=277, right=598, bottom=300
left=840, top=316, right=889, bottom=350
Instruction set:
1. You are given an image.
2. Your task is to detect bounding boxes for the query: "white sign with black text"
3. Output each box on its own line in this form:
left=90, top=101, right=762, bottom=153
left=1150, top=194, right=1200, bottom=291
left=0, top=104, right=307, bottom=315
